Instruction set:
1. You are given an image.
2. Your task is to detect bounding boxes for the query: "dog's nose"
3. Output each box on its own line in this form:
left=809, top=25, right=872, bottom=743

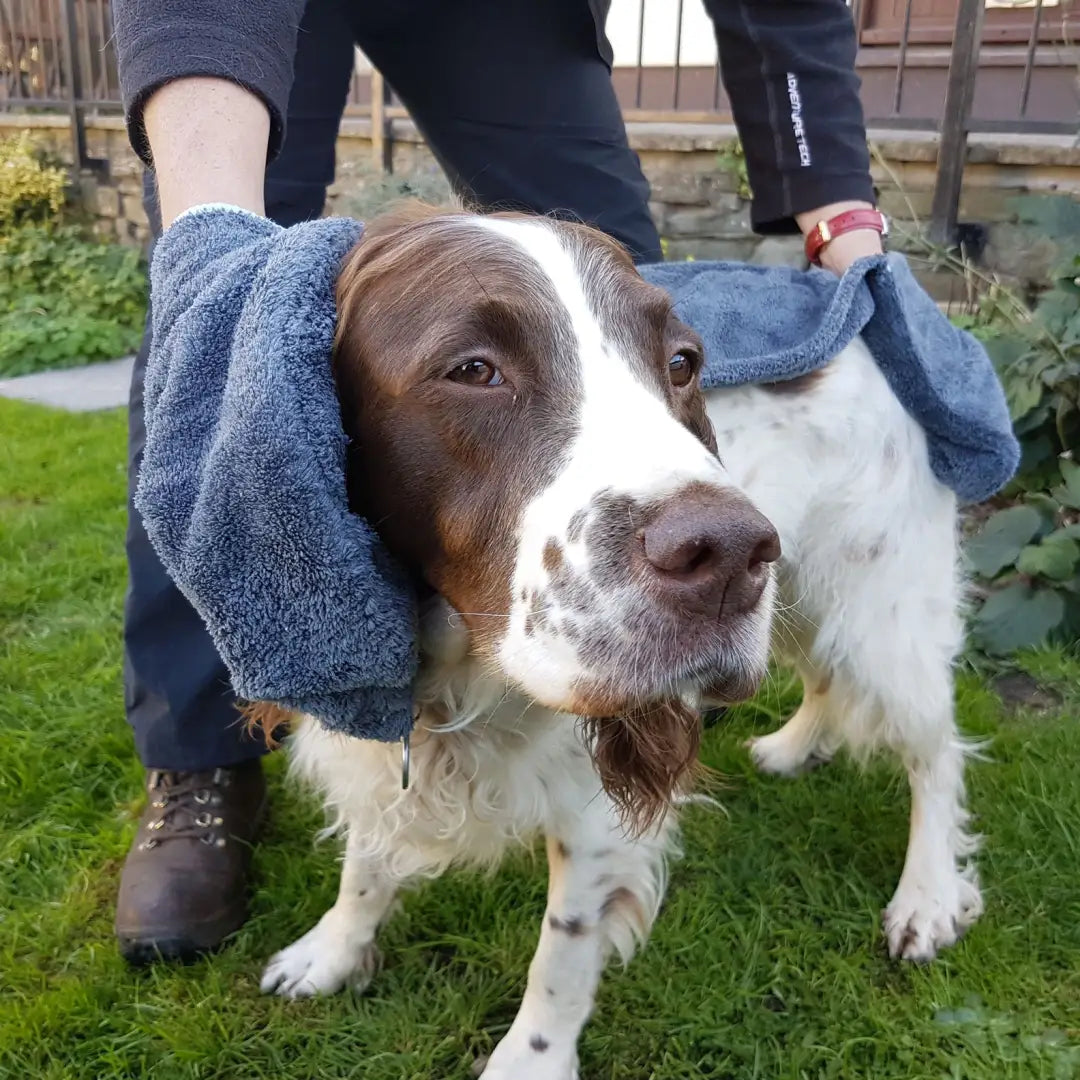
left=641, top=488, right=780, bottom=615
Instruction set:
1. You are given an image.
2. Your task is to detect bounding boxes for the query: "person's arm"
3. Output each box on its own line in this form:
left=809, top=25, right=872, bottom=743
left=111, top=0, right=305, bottom=226
left=705, top=0, right=882, bottom=273
left=143, top=79, right=269, bottom=227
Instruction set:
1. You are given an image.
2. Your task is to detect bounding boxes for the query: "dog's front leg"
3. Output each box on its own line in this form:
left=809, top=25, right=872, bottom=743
left=261, top=828, right=396, bottom=999
left=481, top=800, right=672, bottom=1080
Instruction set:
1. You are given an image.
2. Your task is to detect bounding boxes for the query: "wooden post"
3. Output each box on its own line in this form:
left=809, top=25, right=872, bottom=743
left=928, top=0, right=985, bottom=246
left=59, top=0, right=88, bottom=169
left=58, top=0, right=106, bottom=175
left=370, top=68, right=392, bottom=175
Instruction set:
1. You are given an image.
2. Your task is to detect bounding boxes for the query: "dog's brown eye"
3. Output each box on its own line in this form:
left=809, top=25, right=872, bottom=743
left=447, top=358, right=505, bottom=387
left=669, top=352, right=695, bottom=388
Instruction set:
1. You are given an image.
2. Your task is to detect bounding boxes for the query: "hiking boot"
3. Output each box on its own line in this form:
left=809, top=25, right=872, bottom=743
left=115, top=759, right=267, bottom=966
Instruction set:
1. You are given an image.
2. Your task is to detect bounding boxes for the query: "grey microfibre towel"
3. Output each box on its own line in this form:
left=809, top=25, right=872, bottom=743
left=646, top=253, right=1019, bottom=505
left=136, top=208, right=1019, bottom=742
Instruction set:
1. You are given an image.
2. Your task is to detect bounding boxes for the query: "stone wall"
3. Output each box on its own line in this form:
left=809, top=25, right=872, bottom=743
left=6, top=112, right=1080, bottom=298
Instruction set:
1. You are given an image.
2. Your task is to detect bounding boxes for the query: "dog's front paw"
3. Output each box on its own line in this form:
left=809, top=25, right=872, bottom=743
left=884, top=870, right=983, bottom=962
left=260, top=919, right=381, bottom=999
left=745, top=728, right=831, bottom=777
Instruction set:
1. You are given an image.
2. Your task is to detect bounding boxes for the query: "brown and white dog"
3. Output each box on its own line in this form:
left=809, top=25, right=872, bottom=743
left=258, top=206, right=980, bottom=1079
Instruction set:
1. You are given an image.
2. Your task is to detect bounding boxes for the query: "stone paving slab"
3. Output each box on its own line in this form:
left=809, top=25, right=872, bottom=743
left=0, top=356, right=134, bottom=412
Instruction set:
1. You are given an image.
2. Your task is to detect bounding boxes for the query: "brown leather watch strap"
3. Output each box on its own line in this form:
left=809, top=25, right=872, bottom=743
left=805, top=209, right=889, bottom=266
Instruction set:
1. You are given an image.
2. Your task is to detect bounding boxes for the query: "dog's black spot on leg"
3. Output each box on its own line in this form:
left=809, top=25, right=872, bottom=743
left=548, top=914, right=586, bottom=936
left=546, top=986, right=556, bottom=998
left=556, top=840, right=571, bottom=859
left=530, top=1035, right=550, bottom=1052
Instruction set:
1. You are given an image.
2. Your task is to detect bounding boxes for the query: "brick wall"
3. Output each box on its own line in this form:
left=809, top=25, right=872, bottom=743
left=7, top=113, right=1080, bottom=297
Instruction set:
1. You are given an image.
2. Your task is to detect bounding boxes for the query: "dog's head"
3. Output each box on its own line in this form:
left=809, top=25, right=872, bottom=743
left=333, top=204, right=779, bottom=826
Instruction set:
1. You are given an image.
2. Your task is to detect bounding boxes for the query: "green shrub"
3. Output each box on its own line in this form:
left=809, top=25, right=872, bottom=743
left=0, top=132, right=66, bottom=229
left=0, top=132, right=147, bottom=377
left=0, top=225, right=147, bottom=377
left=963, top=260, right=1080, bottom=654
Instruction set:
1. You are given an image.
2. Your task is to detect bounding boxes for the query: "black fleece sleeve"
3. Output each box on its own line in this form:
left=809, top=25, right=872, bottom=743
left=111, top=0, right=306, bottom=167
left=704, top=0, right=876, bottom=234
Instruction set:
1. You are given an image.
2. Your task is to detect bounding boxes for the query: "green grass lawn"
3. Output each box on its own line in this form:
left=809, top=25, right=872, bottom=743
left=2, top=397, right=1079, bottom=1080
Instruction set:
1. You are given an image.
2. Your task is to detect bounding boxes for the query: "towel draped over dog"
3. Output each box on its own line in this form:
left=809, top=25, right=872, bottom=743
left=136, top=207, right=1019, bottom=742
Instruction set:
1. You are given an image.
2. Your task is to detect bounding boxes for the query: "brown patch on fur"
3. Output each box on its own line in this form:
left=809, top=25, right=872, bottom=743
left=238, top=701, right=297, bottom=748
left=546, top=836, right=571, bottom=869
left=542, top=539, right=564, bottom=574
left=761, top=367, right=829, bottom=394
left=599, top=885, right=649, bottom=933
left=582, top=700, right=705, bottom=835
left=814, top=671, right=833, bottom=696
left=332, top=201, right=582, bottom=653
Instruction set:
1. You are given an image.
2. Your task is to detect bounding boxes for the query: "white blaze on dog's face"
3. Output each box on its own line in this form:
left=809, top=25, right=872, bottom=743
left=476, top=217, right=778, bottom=716
left=333, top=206, right=779, bottom=724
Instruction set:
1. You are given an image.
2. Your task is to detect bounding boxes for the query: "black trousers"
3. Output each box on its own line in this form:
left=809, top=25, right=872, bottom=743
left=124, top=0, right=662, bottom=769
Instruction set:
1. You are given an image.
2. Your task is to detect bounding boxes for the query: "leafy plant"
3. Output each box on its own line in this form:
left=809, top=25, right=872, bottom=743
left=963, top=258, right=1080, bottom=654
left=0, top=133, right=147, bottom=377
left=0, top=224, right=148, bottom=376
left=716, top=138, right=751, bottom=200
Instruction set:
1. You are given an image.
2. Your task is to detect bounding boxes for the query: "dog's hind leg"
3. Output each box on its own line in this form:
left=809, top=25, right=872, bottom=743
left=480, top=795, right=673, bottom=1080
left=260, top=827, right=396, bottom=999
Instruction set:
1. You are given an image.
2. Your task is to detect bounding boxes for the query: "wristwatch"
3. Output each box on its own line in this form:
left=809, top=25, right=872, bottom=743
left=804, top=208, right=889, bottom=266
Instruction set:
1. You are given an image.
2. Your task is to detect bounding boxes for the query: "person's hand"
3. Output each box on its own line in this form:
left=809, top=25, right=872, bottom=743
left=795, top=199, right=884, bottom=277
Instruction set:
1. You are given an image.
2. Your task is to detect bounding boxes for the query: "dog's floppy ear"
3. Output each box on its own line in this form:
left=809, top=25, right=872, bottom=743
left=581, top=700, right=705, bottom=835
left=239, top=700, right=297, bottom=748
left=334, top=200, right=454, bottom=339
